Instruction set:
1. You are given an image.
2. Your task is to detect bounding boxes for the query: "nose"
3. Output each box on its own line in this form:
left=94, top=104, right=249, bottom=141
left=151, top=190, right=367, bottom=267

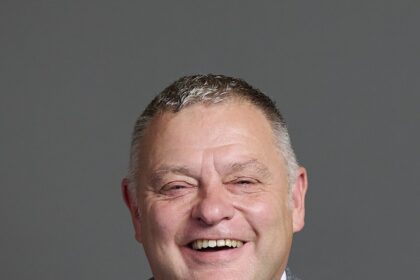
left=191, top=184, right=235, bottom=226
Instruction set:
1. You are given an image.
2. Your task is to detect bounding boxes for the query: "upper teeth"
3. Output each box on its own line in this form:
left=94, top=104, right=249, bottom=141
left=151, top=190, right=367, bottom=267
left=191, top=239, right=244, bottom=250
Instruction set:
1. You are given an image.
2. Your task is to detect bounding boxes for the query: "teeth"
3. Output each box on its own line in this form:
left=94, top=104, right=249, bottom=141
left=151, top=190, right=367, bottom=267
left=191, top=239, right=245, bottom=250
left=208, top=240, right=217, bottom=247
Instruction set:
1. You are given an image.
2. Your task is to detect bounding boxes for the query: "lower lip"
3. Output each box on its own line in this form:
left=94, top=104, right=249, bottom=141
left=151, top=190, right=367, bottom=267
left=180, top=243, right=248, bottom=264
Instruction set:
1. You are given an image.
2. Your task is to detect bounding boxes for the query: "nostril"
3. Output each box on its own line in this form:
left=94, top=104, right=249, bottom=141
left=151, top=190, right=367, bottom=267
left=193, top=208, right=235, bottom=226
left=191, top=192, right=235, bottom=225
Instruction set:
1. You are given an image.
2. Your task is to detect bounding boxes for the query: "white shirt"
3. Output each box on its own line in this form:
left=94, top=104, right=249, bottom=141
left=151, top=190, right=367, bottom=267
left=281, top=270, right=287, bottom=280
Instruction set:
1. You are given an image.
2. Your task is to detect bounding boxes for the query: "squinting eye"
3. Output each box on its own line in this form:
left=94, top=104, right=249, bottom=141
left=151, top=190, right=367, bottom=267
left=229, top=177, right=263, bottom=194
left=236, top=180, right=253, bottom=185
left=159, top=182, right=195, bottom=196
left=161, top=184, right=186, bottom=191
left=233, top=178, right=258, bottom=185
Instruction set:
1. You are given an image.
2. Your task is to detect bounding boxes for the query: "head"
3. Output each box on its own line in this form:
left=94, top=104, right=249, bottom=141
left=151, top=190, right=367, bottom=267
left=122, top=74, right=308, bottom=280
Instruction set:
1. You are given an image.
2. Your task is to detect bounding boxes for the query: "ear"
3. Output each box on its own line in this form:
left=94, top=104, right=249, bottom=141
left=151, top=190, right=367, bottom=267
left=291, top=167, right=308, bottom=233
left=121, top=178, right=143, bottom=243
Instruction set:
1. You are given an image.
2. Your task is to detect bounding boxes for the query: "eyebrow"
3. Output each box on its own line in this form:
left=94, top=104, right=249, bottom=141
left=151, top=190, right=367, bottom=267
left=149, top=165, right=196, bottom=187
left=148, top=159, right=272, bottom=187
left=226, top=159, right=272, bottom=179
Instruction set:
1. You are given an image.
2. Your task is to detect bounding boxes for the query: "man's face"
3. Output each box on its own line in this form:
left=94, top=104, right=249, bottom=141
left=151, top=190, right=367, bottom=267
left=123, top=101, right=307, bottom=280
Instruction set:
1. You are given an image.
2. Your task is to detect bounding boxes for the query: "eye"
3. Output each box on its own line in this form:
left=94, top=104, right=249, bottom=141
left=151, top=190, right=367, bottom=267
left=228, top=177, right=262, bottom=194
left=161, top=184, right=186, bottom=191
left=231, top=177, right=259, bottom=186
left=159, top=182, right=194, bottom=196
left=235, top=179, right=254, bottom=185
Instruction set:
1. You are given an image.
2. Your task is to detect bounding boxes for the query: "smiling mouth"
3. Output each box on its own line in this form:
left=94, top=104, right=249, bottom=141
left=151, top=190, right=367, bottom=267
left=189, top=239, right=245, bottom=251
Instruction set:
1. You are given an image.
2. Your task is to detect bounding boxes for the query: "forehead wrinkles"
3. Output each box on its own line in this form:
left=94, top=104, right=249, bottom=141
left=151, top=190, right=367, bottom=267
left=199, top=145, right=272, bottom=179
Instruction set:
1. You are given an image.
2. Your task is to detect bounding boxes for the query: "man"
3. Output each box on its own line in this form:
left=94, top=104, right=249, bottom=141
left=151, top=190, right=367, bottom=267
left=122, top=74, right=308, bottom=280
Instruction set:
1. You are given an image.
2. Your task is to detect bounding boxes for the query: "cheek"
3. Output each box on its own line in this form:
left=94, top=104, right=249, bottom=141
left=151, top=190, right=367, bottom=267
left=241, top=194, right=292, bottom=235
left=142, top=200, right=190, bottom=244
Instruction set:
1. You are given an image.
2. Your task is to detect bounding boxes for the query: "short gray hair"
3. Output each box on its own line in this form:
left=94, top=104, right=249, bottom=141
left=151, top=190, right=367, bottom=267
left=128, top=74, right=299, bottom=194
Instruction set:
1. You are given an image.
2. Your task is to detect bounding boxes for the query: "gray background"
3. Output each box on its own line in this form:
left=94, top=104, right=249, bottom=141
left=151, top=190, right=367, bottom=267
left=1, top=1, right=419, bottom=279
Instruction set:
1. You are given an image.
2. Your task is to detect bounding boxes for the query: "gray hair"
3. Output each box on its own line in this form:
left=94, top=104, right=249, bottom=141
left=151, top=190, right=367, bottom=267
left=128, top=74, right=299, bottom=196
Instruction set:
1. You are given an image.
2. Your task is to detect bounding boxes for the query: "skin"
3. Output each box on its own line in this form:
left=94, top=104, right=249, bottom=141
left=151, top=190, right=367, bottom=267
left=122, top=101, right=308, bottom=280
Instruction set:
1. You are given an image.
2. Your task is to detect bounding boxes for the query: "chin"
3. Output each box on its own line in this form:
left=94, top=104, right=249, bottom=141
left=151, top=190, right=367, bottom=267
left=187, top=269, right=252, bottom=280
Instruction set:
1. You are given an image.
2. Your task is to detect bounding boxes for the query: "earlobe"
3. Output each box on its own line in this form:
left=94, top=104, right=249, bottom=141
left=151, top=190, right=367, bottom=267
left=291, top=167, right=308, bottom=233
left=121, top=178, right=143, bottom=243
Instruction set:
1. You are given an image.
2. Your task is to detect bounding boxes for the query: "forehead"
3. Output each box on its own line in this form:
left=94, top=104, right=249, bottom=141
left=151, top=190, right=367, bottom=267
left=146, top=101, right=275, bottom=146
left=136, top=101, right=283, bottom=169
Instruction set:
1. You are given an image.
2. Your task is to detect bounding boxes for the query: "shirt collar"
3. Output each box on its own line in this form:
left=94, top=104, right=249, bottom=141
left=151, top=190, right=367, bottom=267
left=281, top=270, right=287, bottom=280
